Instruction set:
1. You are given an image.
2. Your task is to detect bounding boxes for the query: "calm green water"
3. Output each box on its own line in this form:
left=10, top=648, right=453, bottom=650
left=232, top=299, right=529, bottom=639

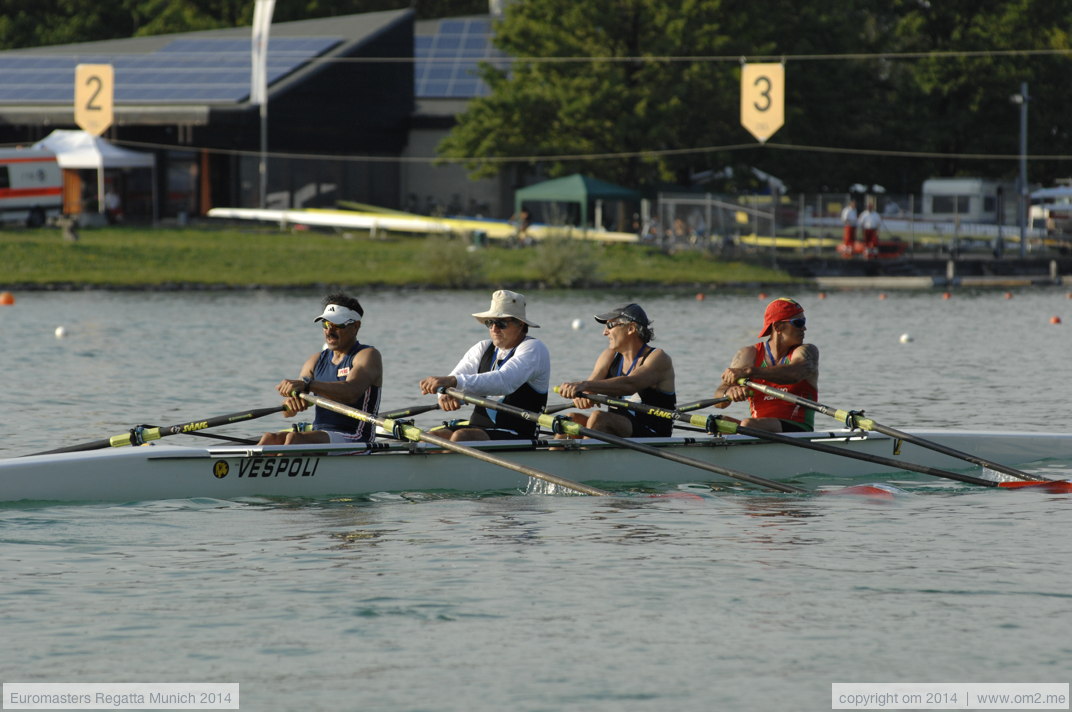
left=1, top=288, right=1070, bottom=711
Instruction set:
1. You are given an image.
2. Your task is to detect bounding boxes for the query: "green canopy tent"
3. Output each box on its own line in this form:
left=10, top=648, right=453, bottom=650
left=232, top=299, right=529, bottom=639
left=514, top=174, right=641, bottom=230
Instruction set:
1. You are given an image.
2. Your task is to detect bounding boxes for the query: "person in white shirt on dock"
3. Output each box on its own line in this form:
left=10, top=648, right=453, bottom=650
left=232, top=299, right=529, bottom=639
left=838, top=199, right=857, bottom=258
left=858, top=201, right=883, bottom=259
left=419, top=290, right=550, bottom=441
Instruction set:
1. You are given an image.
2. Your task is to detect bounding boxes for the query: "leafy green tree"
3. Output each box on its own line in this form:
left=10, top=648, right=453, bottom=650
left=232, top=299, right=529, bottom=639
left=888, top=0, right=1072, bottom=186
left=439, top=0, right=744, bottom=187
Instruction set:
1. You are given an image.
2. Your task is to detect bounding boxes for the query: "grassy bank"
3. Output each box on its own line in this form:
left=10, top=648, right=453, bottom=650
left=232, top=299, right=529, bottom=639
left=0, top=224, right=796, bottom=289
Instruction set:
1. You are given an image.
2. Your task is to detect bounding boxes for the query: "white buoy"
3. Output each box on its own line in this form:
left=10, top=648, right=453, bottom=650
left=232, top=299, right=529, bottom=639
left=54, top=326, right=67, bottom=338
left=571, top=318, right=583, bottom=330
left=899, top=333, right=913, bottom=343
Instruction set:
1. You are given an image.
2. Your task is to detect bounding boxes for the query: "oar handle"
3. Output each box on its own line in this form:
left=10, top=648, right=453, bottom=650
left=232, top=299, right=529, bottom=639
left=300, top=393, right=611, bottom=497
left=446, top=388, right=804, bottom=494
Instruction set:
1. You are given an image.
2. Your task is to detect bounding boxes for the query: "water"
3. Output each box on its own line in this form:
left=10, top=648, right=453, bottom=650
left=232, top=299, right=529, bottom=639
left=1, top=288, right=1070, bottom=711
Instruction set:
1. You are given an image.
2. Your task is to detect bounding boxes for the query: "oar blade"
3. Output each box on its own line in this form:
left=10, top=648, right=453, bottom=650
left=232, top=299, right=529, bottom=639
left=997, top=479, right=1072, bottom=493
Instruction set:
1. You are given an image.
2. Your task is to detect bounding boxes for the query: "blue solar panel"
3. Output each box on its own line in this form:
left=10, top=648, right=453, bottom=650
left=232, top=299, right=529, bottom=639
left=0, top=35, right=342, bottom=104
left=415, top=18, right=504, bottom=99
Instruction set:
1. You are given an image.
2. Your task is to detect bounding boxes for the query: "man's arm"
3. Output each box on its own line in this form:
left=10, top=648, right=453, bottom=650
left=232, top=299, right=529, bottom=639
left=312, top=347, right=383, bottom=405
left=715, top=345, right=756, bottom=407
left=557, top=348, right=616, bottom=407
left=562, top=348, right=674, bottom=398
left=724, top=343, right=819, bottom=386
left=453, top=338, right=550, bottom=396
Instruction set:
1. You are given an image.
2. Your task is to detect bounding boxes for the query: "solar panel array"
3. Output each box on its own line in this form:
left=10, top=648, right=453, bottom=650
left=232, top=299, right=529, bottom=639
left=415, top=18, right=505, bottom=99
left=0, top=37, right=341, bottom=104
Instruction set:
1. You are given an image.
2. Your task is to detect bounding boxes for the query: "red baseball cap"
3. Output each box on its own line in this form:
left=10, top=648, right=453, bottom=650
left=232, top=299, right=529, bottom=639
left=759, top=297, right=804, bottom=337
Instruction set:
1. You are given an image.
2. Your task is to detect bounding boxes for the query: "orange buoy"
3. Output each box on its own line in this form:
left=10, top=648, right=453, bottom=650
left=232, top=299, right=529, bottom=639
left=942, top=292, right=952, bottom=300
left=817, top=292, right=827, bottom=299
left=1004, top=292, right=1013, bottom=299
left=0, top=291, right=14, bottom=306
left=1051, top=316, right=1062, bottom=324
left=757, top=292, right=768, bottom=300
left=878, top=293, right=887, bottom=300
left=695, top=293, right=705, bottom=301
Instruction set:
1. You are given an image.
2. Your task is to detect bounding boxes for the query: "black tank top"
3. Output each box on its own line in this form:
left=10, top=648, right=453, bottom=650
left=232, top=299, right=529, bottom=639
left=605, top=347, right=676, bottom=437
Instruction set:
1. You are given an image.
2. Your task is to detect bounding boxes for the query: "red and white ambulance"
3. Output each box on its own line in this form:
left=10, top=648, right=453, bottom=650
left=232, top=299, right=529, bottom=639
left=0, top=149, right=63, bottom=227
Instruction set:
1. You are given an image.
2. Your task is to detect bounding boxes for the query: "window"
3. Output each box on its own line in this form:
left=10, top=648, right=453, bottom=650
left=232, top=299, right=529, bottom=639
left=931, top=195, right=971, bottom=214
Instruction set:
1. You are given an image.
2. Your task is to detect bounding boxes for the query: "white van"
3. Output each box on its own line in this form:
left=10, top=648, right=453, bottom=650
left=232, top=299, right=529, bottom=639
left=0, top=149, right=63, bottom=227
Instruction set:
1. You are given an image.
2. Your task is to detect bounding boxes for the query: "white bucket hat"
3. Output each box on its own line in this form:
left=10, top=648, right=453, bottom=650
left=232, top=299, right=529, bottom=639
left=471, top=289, right=540, bottom=328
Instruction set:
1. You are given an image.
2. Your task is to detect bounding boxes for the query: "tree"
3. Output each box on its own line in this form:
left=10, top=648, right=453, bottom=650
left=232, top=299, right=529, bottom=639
left=439, top=0, right=744, bottom=187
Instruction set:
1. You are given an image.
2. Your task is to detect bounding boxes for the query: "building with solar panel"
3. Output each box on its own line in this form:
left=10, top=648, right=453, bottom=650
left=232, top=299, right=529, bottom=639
left=0, top=8, right=510, bottom=223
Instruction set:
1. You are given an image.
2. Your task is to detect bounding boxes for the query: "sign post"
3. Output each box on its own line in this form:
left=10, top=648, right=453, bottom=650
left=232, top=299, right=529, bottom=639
left=740, top=63, right=784, bottom=143
left=74, top=64, right=115, bottom=215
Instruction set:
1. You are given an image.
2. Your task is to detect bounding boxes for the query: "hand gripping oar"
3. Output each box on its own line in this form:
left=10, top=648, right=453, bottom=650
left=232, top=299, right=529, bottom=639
left=445, top=388, right=804, bottom=494
left=27, top=405, right=288, bottom=456
left=741, top=380, right=1048, bottom=483
left=566, top=390, right=1052, bottom=489
left=299, top=393, right=611, bottom=497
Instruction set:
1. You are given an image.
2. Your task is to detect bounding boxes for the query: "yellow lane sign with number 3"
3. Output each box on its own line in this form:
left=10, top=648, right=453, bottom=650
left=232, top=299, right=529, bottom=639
left=740, top=63, right=784, bottom=143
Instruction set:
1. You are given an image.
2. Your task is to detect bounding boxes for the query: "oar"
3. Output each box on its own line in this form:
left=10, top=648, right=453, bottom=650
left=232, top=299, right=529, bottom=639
left=570, top=390, right=1054, bottom=489
left=379, top=403, right=441, bottom=420
left=444, top=388, right=805, bottom=494
left=299, top=393, right=611, bottom=497
left=28, top=405, right=288, bottom=456
left=741, top=380, right=1044, bottom=483
left=677, top=397, right=731, bottom=412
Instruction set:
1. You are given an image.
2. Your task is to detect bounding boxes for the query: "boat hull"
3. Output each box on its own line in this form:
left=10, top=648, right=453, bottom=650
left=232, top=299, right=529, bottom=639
left=2, top=429, right=1070, bottom=503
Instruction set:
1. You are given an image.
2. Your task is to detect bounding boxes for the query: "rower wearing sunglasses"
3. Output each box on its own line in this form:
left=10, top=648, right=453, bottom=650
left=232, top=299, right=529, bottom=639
left=714, top=297, right=818, bottom=433
left=419, top=290, right=550, bottom=442
left=557, top=303, right=676, bottom=438
left=258, top=293, right=383, bottom=446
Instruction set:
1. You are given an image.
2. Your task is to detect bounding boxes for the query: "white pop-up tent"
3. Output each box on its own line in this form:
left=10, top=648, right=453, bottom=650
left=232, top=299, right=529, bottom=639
left=32, top=129, right=157, bottom=220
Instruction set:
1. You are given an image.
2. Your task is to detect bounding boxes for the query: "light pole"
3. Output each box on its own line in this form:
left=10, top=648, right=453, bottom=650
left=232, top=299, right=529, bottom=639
left=1011, top=83, right=1029, bottom=258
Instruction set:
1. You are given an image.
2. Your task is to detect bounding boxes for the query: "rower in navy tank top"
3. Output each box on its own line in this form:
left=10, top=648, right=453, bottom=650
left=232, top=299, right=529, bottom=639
left=258, top=293, right=384, bottom=446
left=557, top=303, right=676, bottom=438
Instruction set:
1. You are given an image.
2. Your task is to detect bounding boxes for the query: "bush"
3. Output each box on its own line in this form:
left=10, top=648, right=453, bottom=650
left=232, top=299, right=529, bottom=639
left=420, top=235, right=484, bottom=287
left=529, top=232, right=602, bottom=287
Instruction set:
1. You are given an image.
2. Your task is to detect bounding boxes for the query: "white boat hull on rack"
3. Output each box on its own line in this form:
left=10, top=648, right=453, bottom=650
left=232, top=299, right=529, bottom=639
left=2, top=429, right=1070, bottom=503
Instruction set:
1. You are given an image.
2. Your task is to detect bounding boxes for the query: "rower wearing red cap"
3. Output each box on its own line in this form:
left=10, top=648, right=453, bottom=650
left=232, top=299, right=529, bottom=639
left=713, top=297, right=819, bottom=433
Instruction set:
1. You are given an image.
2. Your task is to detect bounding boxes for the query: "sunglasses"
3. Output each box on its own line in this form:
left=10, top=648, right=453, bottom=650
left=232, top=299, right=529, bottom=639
left=483, top=318, right=516, bottom=329
left=785, top=317, right=806, bottom=328
left=604, top=320, right=631, bottom=329
left=321, top=320, right=353, bottom=330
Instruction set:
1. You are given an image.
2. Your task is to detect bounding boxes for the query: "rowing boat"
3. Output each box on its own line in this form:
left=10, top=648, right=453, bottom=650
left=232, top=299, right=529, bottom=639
left=3, top=429, right=1069, bottom=503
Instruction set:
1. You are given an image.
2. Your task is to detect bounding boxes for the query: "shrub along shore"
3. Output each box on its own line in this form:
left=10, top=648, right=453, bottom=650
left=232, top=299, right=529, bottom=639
left=1, top=224, right=796, bottom=290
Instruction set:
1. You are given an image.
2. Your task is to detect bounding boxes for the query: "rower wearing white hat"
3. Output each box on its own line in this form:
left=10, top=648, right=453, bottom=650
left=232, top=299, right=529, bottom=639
left=419, top=289, right=550, bottom=441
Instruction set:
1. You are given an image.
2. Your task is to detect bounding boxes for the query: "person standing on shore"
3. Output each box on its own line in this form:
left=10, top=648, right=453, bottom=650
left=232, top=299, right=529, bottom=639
left=839, top=199, right=858, bottom=258
left=858, top=201, right=883, bottom=259
left=258, top=293, right=383, bottom=445
left=419, top=290, right=550, bottom=441
left=557, top=303, right=676, bottom=437
left=714, top=297, right=818, bottom=432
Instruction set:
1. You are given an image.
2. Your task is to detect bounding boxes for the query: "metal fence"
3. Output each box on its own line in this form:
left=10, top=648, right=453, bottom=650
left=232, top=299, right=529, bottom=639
left=652, top=192, right=1053, bottom=259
